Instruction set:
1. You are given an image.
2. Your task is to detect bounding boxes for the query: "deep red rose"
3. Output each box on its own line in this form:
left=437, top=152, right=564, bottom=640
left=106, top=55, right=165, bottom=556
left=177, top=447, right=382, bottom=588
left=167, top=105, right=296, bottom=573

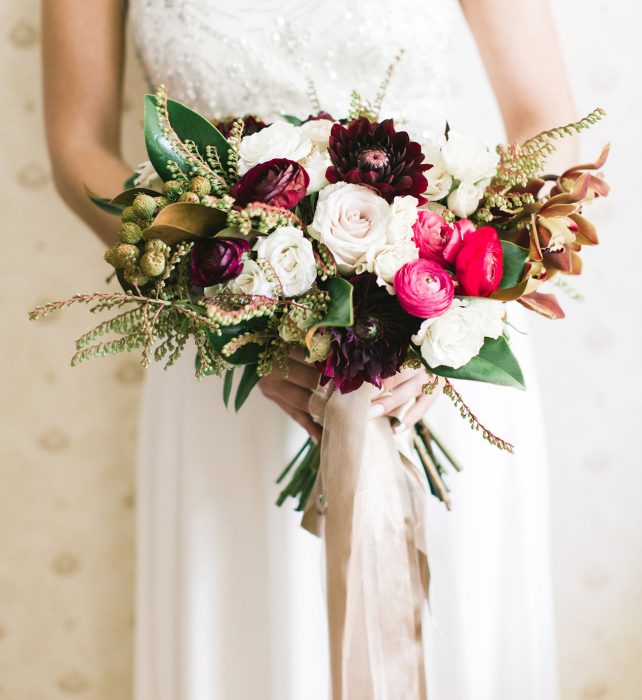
left=230, top=158, right=309, bottom=209
left=455, top=226, right=504, bottom=297
left=326, top=118, right=431, bottom=204
left=190, top=237, right=250, bottom=287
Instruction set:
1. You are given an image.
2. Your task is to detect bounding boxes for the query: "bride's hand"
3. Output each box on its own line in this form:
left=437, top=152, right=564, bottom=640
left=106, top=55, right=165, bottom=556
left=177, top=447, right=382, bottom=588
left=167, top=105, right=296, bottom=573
left=370, top=367, right=442, bottom=434
left=258, top=349, right=323, bottom=444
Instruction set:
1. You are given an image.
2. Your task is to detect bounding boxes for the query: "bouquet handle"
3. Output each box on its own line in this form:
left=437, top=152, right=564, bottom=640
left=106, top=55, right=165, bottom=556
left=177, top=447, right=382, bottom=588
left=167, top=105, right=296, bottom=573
left=302, top=383, right=430, bottom=700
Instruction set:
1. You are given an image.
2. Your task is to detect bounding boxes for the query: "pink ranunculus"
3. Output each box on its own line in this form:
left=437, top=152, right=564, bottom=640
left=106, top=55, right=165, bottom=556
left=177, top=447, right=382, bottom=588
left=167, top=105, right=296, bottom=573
left=230, top=158, right=309, bottom=209
left=393, top=258, right=455, bottom=318
left=453, top=218, right=476, bottom=239
left=412, top=210, right=462, bottom=265
left=455, top=226, right=504, bottom=297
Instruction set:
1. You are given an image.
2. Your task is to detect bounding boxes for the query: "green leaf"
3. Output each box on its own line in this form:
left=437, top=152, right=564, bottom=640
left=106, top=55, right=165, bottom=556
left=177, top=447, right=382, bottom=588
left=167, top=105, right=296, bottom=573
left=85, top=187, right=126, bottom=215
left=235, top=363, right=260, bottom=412
left=281, top=114, right=304, bottom=126
left=305, top=277, right=353, bottom=346
left=427, top=336, right=526, bottom=390
left=223, top=368, right=235, bottom=408
left=144, top=94, right=230, bottom=181
left=499, top=241, right=529, bottom=290
left=206, top=317, right=267, bottom=366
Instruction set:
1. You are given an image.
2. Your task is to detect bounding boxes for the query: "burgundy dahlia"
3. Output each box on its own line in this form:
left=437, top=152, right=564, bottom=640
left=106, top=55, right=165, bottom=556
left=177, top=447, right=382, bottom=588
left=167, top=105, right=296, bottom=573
left=230, top=158, right=310, bottom=209
left=326, top=118, right=431, bottom=204
left=190, top=237, right=250, bottom=287
left=214, top=115, right=267, bottom=138
left=319, top=273, right=421, bottom=394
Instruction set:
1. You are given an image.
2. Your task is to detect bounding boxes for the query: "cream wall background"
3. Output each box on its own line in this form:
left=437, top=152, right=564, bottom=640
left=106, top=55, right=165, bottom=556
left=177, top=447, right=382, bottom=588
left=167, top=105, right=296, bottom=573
left=0, top=1, right=640, bottom=699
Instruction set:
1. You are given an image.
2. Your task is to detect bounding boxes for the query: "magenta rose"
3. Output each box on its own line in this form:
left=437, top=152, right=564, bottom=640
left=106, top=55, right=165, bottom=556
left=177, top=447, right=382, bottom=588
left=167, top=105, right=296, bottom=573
left=455, top=226, right=504, bottom=297
left=190, top=237, right=250, bottom=287
left=393, top=258, right=455, bottom=318
left=413, top=210, right=462, bottom=265
left=230, top=158, right=309, bottom=209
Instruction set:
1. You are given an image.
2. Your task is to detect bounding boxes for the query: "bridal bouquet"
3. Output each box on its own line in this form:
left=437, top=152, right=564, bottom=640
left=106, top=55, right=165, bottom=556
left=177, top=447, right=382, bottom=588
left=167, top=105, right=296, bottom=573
left=30, top=86, right=609, bottom=508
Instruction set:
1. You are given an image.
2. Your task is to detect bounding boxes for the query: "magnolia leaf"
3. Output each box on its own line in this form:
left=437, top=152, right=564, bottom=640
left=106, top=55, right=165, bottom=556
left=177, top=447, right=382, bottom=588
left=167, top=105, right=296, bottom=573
left=305, top=277, right=354, bottom=349
left=518, top=291, right=565, bottom=319
left=85, top=186, right=126, bottom=215
left=144, top=94, right=230, bottom=180
left=222, top=368, right=235, bottom=407
left=142, top=203, right=228, bottom=244
left=499, top=241, right=529, bottom=290
left=109, top=187, right=162, bottom=207
left=427, top=336, right=526, bottom=390
left=235, top=363, right=260, bottom=412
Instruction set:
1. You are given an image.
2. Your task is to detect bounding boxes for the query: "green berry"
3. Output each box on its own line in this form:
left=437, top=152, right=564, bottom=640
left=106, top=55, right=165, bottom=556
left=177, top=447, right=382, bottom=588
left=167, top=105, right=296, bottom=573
left=139, top=251, right=166, bottom=277
left=145, top=238, right=170, bottom=256
left=106, top=243, right=140, bottom=269
left=189, top=175, right=211, bottom=197
left=123, top=264, right=150, bottom=287
left=162, top=180, right=184, bottom=200
left=119, top=221, right=143, bottom=244
left=121, top=206, right=138, bottom=223
left=154, top=196, right=170, bottom=209
left=132, top=193, right=157, bottom=219
left=179, top=192, right=200, bottom=204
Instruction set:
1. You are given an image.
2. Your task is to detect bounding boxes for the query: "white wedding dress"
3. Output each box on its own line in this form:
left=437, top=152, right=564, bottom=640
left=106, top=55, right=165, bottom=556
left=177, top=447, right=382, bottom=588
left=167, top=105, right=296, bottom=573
left=129, top=2, right=560, bottom=698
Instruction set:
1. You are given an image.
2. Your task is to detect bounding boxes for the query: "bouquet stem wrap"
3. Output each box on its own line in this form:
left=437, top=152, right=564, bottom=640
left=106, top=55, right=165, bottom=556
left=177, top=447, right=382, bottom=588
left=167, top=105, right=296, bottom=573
left=303, top=383, right=430, bottom=699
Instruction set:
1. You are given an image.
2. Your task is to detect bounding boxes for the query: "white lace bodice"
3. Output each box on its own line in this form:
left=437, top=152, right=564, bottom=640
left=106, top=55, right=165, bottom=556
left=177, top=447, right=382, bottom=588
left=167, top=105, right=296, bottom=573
left=129, top=0, right=456, bottom=141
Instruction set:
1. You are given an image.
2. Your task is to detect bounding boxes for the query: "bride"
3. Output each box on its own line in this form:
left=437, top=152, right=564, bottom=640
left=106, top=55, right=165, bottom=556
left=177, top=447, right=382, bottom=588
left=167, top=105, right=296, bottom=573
left=43, top=1, right=577, bottom=697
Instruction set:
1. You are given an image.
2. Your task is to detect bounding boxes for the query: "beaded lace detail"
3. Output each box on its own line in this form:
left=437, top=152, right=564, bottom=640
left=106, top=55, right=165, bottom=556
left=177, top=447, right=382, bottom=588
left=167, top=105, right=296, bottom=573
left=129, top=0, right=456, bottom=140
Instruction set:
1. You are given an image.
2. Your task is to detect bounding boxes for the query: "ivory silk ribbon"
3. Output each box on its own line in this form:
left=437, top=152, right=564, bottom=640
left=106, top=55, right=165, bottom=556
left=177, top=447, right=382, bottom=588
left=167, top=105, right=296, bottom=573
left=302, top=383, right=430, bottom=700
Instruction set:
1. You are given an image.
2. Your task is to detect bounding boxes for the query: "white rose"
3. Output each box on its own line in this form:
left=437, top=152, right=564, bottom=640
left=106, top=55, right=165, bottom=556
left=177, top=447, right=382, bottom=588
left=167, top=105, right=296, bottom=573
left=298, top=119, right=334, bottom=148
left=225, top=259, right=275, bottom=298
left=238, top=122, right=312, bottom=175
left=447, top=179, right=489, bottom=218
left=366, top=241, right=419, bottom=292
left=308, top=182, right=390, bottom=274
left=132, top=160, right=163, bottom=190
left=441, top=130, right=498, bottom=183
left=412, top=298, right=504, bottom=369
left=253, top=226, right=317, bottom=297
left=387, top=196, right=419, bottom=243
left=301, top=149, right=332, bottom=193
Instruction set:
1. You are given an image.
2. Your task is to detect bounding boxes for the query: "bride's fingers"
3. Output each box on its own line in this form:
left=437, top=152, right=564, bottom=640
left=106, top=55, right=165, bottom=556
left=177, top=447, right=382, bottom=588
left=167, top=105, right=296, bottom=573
left=370, top=372, right=426, bottom=417
left=285, top=358, right=321, bottom=390
left=261, top=379, right=312, bottom=414
left=393, top=393, right=438, bottom=434
left=380, top=366, right=423, bottom=393
left=277, top=400, right=322, bottom=444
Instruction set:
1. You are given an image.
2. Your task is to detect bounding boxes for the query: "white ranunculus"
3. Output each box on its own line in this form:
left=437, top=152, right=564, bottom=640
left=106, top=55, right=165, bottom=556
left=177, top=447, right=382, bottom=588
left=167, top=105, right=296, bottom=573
left=421, top=138, right=453, bottom=202
left=132, top=160, right=163, bottom=190
left=447, top=179, right=489, bottom=218
left=387, top=195, right=419, bottom=244
left=441, top=130, right=499, bottom=183
left=412, top=298, right=505, bottom=369
left=305, top=331, right=332, bottom=363
left=298, top=119, right=334, bottom=148
left=366, top=241, right=419, bottom=292
left=225, top=259, right=275, bottom=298
left=302, top=149, right=332, bottom=193
left=238, top=122, right=312, bottom=175
left=253, top=226, right=317, bottom=297
left=308, top=182, right=390, bottom=274
left=467, top=298, right=506, bottom=340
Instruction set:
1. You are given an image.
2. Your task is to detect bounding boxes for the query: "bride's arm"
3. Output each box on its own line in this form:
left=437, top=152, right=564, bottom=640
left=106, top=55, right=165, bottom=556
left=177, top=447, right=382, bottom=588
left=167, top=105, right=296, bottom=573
left=461, top=0, right=579, bottom=169
left=42, top=0, right=132, bottom=246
